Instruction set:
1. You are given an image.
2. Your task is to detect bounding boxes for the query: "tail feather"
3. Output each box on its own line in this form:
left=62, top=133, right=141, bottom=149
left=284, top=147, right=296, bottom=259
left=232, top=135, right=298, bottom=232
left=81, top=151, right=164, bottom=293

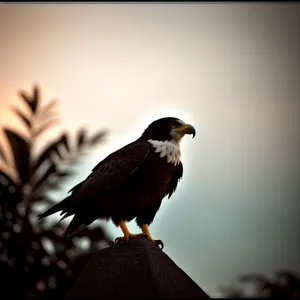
left=63, top=215, right=87, bottom=238
left=38, top=196, right=72, bottom=220
left=38, top=179, right=89, bottom=238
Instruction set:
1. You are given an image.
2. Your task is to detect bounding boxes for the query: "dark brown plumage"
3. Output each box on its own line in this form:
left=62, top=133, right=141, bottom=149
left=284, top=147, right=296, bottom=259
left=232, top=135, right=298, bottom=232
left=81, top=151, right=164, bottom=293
left=39, top=117, right=195, bottom=246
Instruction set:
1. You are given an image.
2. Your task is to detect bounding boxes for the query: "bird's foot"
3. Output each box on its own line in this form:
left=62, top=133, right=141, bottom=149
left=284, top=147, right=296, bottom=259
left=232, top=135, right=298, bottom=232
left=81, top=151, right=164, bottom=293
left=129, top=233, right=148, bottom=240
left=115, top=233, right=145, bottom=243
left=114, top=233, right=163, bottom=249
left=154, top=239, right=164, bottom=249
left=144, top=235, right=164, bottom=250
left=130, top=233, right=164, bottom=249
left=140, top=224, right=164, bottom=249
left=114, top=235, right=129, bottom=243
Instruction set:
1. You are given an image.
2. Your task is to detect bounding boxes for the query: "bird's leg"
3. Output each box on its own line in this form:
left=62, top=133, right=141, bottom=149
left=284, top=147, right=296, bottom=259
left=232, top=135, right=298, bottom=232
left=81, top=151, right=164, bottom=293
left=115, top=221, right=131, bottom=242
left=141, top=224, right=164, bottom=249
left=115, top=221, right=144, bottom=243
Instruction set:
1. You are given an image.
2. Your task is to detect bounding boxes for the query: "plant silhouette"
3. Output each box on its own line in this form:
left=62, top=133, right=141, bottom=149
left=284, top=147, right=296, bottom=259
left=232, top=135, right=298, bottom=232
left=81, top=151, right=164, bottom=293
left=220, top=270, right=300, bottom=298
left=0, top=84, right=110, bottom=299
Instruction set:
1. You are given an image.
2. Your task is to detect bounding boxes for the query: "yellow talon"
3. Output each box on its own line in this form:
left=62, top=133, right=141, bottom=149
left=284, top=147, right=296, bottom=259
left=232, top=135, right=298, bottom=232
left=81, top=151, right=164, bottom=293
left=115, top=221, right=131, bottom=242
left=141, top=224, right=164, bottom=249
left=115, top=221, right=164, bottom=249
left=129, top=233, right=147, bottom=239
left=115, top=221, right=145, bottom=243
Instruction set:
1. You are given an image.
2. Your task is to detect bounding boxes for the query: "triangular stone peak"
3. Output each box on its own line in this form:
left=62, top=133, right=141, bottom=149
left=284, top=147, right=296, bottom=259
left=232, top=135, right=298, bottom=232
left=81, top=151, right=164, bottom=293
left=68, top=236, right=210, bottom=298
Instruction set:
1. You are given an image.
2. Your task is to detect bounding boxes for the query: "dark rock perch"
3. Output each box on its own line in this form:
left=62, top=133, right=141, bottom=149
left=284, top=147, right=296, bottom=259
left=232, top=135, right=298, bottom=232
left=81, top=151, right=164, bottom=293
left=67, top=236, right=210, bottom=298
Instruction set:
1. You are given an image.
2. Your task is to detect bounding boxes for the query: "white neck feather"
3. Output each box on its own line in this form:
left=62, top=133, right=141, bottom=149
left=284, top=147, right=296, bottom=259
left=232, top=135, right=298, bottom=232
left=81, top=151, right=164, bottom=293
left=148, top=139, right=181, bottom=166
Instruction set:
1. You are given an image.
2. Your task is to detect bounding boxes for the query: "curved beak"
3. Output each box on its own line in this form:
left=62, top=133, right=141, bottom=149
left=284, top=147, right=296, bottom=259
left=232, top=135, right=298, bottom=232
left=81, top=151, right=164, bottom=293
left=175, top=123, right=196, bottom=138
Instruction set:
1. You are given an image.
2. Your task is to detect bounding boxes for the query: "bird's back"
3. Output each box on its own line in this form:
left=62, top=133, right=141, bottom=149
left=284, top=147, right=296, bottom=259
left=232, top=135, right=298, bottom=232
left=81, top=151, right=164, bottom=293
left=70, top=143, right=177, bottom=224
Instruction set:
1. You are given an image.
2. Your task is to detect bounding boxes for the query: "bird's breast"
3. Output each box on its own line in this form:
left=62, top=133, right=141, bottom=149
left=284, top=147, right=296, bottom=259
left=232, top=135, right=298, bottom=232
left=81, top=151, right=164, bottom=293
left=125, top=149, right=177, bottom=207
left=147, top=139, right=181, bottom=166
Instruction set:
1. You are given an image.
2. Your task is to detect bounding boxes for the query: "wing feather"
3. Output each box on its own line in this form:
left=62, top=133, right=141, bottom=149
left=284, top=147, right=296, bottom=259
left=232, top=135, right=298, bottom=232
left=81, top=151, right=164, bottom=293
left=70, top=139, right=150, bottom=202
left=166, top=161, right=183, bottom=199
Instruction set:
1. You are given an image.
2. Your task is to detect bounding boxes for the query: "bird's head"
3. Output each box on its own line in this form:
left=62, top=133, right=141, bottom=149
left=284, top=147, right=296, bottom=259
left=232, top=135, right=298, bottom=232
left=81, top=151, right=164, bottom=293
left=141, top=117, right=196, bottom=143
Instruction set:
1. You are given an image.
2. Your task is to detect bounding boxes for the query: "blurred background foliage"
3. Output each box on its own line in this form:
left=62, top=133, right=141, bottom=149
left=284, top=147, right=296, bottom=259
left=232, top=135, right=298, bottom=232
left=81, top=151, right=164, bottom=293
left=0, top=84, right=110, bottom=299
left=220, top=270, right=300, bottom=298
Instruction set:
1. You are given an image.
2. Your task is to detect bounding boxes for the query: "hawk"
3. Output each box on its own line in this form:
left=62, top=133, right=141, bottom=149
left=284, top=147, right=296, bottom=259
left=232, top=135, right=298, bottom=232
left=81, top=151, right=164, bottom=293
left=39, top=117, right=196, bottom=248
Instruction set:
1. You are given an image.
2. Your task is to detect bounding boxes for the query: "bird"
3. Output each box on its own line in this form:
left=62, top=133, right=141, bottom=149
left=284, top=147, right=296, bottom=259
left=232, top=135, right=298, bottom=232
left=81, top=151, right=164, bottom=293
left=38, top=117, right=196, bottom=249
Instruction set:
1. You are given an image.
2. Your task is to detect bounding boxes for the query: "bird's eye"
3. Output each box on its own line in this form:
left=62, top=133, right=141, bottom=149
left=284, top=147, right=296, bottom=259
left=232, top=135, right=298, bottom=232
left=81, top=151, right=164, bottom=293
left=171, top=122, right=178, bottom=129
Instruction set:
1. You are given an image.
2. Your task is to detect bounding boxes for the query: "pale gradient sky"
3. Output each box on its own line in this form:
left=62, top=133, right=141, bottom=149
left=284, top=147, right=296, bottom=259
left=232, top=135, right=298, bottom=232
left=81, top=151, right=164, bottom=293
left=0, top=3, right=300, bottom=297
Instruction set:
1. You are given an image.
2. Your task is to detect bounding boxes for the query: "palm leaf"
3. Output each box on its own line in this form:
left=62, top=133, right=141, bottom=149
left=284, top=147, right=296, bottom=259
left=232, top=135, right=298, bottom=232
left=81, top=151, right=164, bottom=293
left=56, top=170, right=75, bottom=178
left=38, top=99, right=59, bottom=119
left=19, top=85, right=39, bottom=113
left=60, top=132, right=70, bottom=153
left=32, top=133, right=70, bottom=176
left=37, top=110, right=58, bottom=125
left=89, top=130, right=107, bottom=146
left=40, top=169, right=75, bottom=191
left=0, top=142, right=7, bottom=163
left=4, top=129, right=30, bottom=184
left=31, top=85, right=39, bottom=113
left=11, top=106, right=31, bottom=128
left=33, top=118, right=61, bottom=138
left=76, top=128, right=86, bottom=150
left=32, top=162, right=57, bottom=193
left=0, top=171, right=14, bottom=189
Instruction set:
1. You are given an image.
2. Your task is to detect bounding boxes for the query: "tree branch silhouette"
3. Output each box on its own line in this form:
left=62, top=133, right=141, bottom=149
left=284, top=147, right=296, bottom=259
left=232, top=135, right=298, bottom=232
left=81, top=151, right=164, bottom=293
left=0, top=83, right=110, bottom=299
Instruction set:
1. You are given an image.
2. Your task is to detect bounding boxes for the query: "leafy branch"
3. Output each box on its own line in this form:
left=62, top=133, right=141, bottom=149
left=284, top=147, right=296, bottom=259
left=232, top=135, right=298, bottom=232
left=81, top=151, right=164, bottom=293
left=1, top=83, right=108, bottom=206
left=0, top=83, right=110, bottom=298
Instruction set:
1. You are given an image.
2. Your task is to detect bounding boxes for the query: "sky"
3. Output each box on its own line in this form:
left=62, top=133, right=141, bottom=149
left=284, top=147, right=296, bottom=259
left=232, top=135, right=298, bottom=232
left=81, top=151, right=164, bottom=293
left=0, top=3, right=300, bottom=297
